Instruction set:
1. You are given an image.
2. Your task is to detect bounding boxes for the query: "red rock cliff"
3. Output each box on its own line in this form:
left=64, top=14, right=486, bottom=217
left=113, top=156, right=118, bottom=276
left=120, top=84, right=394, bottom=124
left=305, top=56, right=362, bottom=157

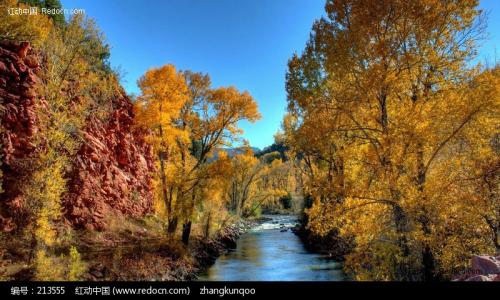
left=0, top=41, right=155, bottom=231
left=64, top=92, right=155, bottom=230
left=0, top=41, right=40, bottom=231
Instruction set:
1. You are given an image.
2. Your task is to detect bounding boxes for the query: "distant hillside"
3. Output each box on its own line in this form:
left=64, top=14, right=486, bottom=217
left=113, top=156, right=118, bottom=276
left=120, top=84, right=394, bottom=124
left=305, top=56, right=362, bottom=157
left=255, top=142, right=288, bottom=161
left=210, top=146, right=261, bottom=160
left=209, top=143, right=289, bottom=163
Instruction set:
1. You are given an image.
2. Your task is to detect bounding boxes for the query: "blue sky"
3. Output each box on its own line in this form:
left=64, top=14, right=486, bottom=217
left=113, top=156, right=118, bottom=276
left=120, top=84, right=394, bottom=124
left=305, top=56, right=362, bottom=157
left=61, top=0, right=500, bottom=149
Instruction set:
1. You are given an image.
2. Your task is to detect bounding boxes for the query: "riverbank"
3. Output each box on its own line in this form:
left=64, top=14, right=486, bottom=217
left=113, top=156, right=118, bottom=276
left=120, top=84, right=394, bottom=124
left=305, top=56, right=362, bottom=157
left=190, top=219, right=257, bottom=278
left=292, top=216, right=354, bottom=261
left=4, top=215, right=346, bottom=281
left=80, top=218, right=257, bottom=281
left=1, top=215, right=256, bottom=281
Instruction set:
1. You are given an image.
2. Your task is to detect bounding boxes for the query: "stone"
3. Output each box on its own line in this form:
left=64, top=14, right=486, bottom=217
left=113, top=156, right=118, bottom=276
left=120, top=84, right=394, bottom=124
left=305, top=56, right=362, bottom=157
left=471, top=255, right=500, bottom=275
left=21, top=87, right=36, bottom=99
left=23, top=55, right=39, bottom=68
left=90, top=152, right=100, bottom=162
left=17, top=42, right=30, bottom=59
left=90, top=269, right=104, bottom=278
left=0, top=61, right=7, bottom=73
left=465, top=275, right=491, bottom=281
left=8, top=62, right=19, bottom=77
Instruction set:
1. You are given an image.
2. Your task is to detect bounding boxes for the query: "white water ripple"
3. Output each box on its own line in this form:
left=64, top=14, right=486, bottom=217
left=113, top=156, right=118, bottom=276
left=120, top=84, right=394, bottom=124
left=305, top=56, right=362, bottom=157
left=251, top=215, right=299, bottom=232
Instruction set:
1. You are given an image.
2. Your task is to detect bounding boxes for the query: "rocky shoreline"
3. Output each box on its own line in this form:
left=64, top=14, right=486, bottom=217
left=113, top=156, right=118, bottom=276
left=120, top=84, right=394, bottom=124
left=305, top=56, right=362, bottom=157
left=80, top=218, right=256, bottom=281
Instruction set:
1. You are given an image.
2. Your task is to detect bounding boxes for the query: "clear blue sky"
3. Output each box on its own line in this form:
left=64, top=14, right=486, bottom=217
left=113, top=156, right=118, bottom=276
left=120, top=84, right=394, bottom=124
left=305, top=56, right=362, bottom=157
left=61, top=0, right=500, bottom=149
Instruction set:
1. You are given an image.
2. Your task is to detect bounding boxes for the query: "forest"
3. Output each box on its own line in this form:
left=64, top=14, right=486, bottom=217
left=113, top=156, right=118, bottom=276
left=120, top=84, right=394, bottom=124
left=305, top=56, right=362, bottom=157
left=0, top=0, right=499, bottom=282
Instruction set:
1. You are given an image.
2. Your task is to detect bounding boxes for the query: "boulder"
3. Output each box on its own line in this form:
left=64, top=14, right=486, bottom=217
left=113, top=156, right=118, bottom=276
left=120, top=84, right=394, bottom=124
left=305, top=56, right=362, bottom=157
left=0, top=61, right=7, bottom=73
left=17, top=42, right=30, bottom=59
left=457, top=255, right=500, bottom=281
left=471, top=255, right=500, bottom=275
left=465, top=275, right=491, bottom=282
left=23, top=55, right=39, bottom=68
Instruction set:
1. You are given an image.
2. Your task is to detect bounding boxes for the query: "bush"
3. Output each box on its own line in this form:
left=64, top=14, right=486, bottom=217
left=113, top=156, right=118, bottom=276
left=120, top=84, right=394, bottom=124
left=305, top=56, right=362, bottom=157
left=280, top=193, right=292, bottom=209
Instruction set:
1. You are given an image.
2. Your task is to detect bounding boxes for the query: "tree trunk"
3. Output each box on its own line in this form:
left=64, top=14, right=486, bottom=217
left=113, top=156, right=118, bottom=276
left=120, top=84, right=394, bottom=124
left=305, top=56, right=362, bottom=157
left=204, top=211, right=211, bottom=239
left=167, top=188, right=178, bottom=233
left=392, top=203, right=412, bottom=280
left=158, top=150, right=173, bottom=234
left=158, top=125, right=174, bottom=235
left=378, top=87, right=388, bottom=134
left=167, top=217, right=178, bottom=234
left=181, top=188, right=197, bottom=244
left=485, top=217, right=499, bottom=254
left=496, top=233, right=500, bottom=254
left=182, top=221, right=192, bottom=245
left=416, top=142, right=437, bottom=281
left=493, top=226, right=499, bottom=254
left=422, top=245, right=436, bottom=281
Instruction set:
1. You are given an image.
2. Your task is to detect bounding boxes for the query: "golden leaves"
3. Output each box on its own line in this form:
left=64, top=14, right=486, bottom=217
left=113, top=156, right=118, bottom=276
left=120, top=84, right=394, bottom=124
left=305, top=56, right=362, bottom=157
left=135, top=64, right=189, bottom=147
left=0, top=0, right=53, bottom=47
left=135, top=65, right=262, bottom=233
left=285, top=0, right=498, bottom=280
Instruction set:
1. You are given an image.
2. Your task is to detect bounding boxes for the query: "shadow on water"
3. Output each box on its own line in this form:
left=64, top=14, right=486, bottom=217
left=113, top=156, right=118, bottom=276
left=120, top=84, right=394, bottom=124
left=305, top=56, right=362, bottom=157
left=199, top=215, right=346, bottom=281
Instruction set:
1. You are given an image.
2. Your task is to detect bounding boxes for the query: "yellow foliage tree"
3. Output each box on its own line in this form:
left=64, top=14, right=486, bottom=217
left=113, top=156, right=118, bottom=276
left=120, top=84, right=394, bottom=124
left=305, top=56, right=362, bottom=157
left=134, top=64, right=190, bottom=233
left=284, top=0, right=499, bottom=280
left=0, top=0, right=53, bottom=47
left=135, top=66, right=260, bottom=244
left=6, top=12, right=117, bottom=280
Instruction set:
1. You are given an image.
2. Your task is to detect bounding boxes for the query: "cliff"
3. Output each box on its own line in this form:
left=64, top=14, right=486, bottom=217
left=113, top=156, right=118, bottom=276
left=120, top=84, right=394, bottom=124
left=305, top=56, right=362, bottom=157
left=0, top=41, right=155, bottom=232
left=64, top=90, right=155, bottom=230
left=0, top=41, right=40, bottom=231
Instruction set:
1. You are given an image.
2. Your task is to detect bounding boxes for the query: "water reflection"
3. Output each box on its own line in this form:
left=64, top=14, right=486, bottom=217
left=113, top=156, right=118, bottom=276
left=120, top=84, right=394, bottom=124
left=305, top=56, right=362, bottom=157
left=200, top=215, right=345, bottom=281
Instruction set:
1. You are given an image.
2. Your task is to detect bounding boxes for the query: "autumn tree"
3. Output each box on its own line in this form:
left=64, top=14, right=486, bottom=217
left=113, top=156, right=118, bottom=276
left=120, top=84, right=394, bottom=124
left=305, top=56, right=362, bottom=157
left=134, top=65, right=189, bottom=234
left=135, top=67, right=260, bottom=244
left=24, top=14, right=116, bottom=280
left=19, top=0, right=66, bottom=26
left=0, top=7, right=118, bottom=279
left=285, top=0, right=499, bottom=280
left=217, top=149, right=284, bottom=217
left=0, top=0, right=53, bottom=46
left=177, top=84, right=260, bottom=244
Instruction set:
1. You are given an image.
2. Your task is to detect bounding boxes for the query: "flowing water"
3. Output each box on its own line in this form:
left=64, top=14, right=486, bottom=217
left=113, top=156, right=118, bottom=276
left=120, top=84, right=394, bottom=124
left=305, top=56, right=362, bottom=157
left=199, top=215, right=346, bottom=281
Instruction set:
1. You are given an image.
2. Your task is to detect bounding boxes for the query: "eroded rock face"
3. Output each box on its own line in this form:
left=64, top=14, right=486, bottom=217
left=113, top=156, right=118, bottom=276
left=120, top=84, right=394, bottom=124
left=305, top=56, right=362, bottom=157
left=0, top=41, right=41, bottom=232
left=64, top=92, right=155, bottom=230
left=0, top=41, right=155, bottom=232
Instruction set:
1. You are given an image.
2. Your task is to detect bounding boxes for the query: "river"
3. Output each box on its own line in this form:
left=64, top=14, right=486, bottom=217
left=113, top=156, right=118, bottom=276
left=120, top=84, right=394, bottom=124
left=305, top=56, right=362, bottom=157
left=199, top=215, right=346, bottom=281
